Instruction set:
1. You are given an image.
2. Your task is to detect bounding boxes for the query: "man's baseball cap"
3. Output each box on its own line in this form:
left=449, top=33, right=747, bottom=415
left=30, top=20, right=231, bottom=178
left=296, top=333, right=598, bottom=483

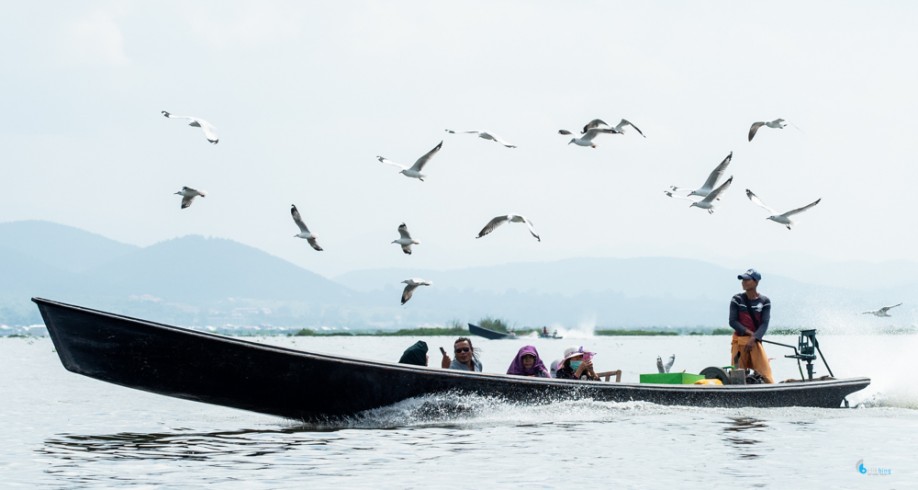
left=738, top=269, right=762, bottom=281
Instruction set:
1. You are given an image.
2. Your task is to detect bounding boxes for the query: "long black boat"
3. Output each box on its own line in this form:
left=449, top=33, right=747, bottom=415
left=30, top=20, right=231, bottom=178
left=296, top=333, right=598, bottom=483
left=468, top=322, right=517, bottom=339
left=33, top=298, right=871, bottom=421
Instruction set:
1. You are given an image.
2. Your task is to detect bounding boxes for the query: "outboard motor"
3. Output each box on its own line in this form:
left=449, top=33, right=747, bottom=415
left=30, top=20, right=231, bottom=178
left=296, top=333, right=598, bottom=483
left=780, top=329, right=835, bottom=381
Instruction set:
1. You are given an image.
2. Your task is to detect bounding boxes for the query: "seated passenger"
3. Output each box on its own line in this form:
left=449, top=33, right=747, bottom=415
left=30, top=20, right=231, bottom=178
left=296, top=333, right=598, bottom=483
left=398, top=340, right=429, bottom=366
left=506, top=345, right=549, bottom=377
left=440, top=337, right=482, bottom=371
left=554, top=346, right=600, bottom=381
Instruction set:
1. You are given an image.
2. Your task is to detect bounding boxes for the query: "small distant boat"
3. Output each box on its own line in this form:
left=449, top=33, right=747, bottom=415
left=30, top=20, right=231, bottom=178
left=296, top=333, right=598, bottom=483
left=468, top=323, right=517, bottom=340
left=538, top=328, right=562, bottom=339
left=33, top=298, right=871, bottom=422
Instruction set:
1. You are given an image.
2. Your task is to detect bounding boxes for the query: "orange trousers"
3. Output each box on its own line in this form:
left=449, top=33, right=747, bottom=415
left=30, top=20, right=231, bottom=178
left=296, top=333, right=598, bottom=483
left=731, top=335, right=775, bottom=384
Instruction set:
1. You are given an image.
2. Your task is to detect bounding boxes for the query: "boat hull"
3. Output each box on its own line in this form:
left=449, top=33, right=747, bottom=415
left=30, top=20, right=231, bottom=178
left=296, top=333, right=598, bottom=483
left=34, top=298, right=871, bottom=421
left=468, top=323, right=515, bottom=339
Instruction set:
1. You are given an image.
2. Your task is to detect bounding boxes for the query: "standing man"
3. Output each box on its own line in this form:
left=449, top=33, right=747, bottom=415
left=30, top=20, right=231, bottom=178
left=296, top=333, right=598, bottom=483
left=729, top=269, right=775, bottom=384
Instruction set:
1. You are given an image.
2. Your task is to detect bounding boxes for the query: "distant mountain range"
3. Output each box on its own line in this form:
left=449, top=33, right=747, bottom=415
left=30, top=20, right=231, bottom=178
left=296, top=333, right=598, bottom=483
left=1, top=220, right=914, bottom=330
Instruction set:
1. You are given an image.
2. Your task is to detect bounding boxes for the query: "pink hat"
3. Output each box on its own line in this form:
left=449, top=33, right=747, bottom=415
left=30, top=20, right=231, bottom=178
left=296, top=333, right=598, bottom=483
left=561, top=346, right=594, bottom=364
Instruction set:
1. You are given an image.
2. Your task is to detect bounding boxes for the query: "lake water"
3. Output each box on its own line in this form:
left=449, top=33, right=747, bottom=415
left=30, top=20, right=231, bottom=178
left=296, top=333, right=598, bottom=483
left=2, top=332, right=914, bottom=488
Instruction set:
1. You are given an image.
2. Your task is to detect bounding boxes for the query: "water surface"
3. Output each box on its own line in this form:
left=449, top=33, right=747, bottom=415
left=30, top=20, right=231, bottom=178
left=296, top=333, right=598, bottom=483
left=2, top=334, right=913, bottom=488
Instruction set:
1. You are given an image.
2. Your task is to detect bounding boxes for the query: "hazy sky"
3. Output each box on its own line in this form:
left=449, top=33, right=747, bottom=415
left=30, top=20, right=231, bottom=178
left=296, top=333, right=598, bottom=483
left=3, top=1, right=917, bottom=278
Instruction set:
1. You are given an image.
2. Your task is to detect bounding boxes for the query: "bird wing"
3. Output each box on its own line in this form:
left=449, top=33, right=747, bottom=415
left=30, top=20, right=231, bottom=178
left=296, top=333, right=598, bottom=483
left=307, top=237, right=323, bottom=251
left=581, top=128, right=620, bottom=142
left=581, top=118, right=609, bottom=133
left=748, top=121, right=765, bottom=141
left=780, top=198, right=821, bottom=218
left=699, top=152, right=733, bottom=192
left=196, top=119, right=219, bottom=144
left=615, top=118, right=646, bottom=137
left=397, top=223, right=411, bottom=239
left=401, top=283, right=419, bottom=304
left=483, top=132, right=516, bottom=148
left=180, top=195, right=195, bottom=209
left=161, top=111, right=195, bottom=122
left=878, top=303, right=903, bottom=314
left=476, top=215, right=509, bottom=238
left=699, top=176, right=733, bottom=204
left=290, top=205, right=310, bottom=233
left=745, top=189, right=778, bottom=214
left=558, top=129, right=574, bottom=136
left=376, top=155, right=407, bottom=170
left=409, top=141, right=443, bottom=172
left=522, top=217, right=541, bottom=242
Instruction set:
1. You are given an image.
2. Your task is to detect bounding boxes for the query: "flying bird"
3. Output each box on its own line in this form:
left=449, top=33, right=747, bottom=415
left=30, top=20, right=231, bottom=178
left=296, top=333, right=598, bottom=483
left=174, top=186, right=206, bottom=209
left=558, top=127, right=620, bottom=148
left=445, top=129, right=516, bottom=148
left=376, top=141, right=443, bottom=181
left=748, top=119, right=787, bottom=141
left=476, top=214, right=541, bottom=242
left=667, top=152, right=733, bottom=199
left=401, top=278, right=431, bottom=305
left=745, top=189, right=821, bottom=230
left=392, top=223, right=420, bottom=255
left=689, top=176, right=733, bottom=214
left=290, top=204, right=323, bottom=251
left=582, top=118, right=646, bottom=138
left=862, top=303, right=902, bottom=317
left=161, top=111, right=219, bottom=144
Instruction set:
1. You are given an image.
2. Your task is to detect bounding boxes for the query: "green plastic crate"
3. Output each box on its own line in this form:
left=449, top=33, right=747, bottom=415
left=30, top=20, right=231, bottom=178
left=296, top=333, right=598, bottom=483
left=639, top=373, right=706, bottom=384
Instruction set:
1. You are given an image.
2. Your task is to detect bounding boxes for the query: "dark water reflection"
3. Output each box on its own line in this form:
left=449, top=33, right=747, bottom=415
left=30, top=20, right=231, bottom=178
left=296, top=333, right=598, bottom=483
left=42, top=427, right=328, bottom=463
left=721, top=416, right=769, bottom=460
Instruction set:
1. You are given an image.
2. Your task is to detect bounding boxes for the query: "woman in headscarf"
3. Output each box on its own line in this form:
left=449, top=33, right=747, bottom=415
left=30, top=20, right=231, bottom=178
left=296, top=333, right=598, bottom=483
left=398, top=340, right=429, bottom=366
left=506, top=345, right=549, bottom=377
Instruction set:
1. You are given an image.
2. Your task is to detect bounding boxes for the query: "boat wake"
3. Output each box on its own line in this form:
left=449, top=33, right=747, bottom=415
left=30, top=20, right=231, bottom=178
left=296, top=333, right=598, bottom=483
left=292, top=392, right=672, bottom=431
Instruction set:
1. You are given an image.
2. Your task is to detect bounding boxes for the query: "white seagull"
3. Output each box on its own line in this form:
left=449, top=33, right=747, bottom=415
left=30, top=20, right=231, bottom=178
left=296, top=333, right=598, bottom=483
left=862, top=303, right=902, bottom=317
left=377, top=141, right=443, bottom=181
left=558, top=127, right=620, bottom=148
left=745, top=189, right=821, bottom=230
left=476, top=214, right=541, bottom=242
left=689, top=176, right=733, bottom=214
left=401, top=278, right=432, bottom=305
left=656, top=354, right=676, bottom=373
left=445, top=129, right=516, bottom=148
left=668, top=152, right=733, bottom=199
left=392, top=223, right=420, bottom=255
left=290, top=204, right=323, bottom=251
left=161, top=111, right=219, bottom=144
left=748, top=118, right=787, bottom=142
left=582, top=118, right=646, bottom=138
left=174, top=186, right=206, bottom=209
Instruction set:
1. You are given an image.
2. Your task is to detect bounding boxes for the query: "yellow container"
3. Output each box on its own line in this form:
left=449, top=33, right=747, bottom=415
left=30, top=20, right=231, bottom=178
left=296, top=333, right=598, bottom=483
left=693, top=378, right=723, bottom=385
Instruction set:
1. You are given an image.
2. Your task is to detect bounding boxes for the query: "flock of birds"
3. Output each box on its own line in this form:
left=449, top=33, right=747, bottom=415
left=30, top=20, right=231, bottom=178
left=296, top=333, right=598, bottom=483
left=162, top=110, right=631, bottom=305
left=162, top=111, right=896, bottom=313
left=662, top=118, right=822, bottom=228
